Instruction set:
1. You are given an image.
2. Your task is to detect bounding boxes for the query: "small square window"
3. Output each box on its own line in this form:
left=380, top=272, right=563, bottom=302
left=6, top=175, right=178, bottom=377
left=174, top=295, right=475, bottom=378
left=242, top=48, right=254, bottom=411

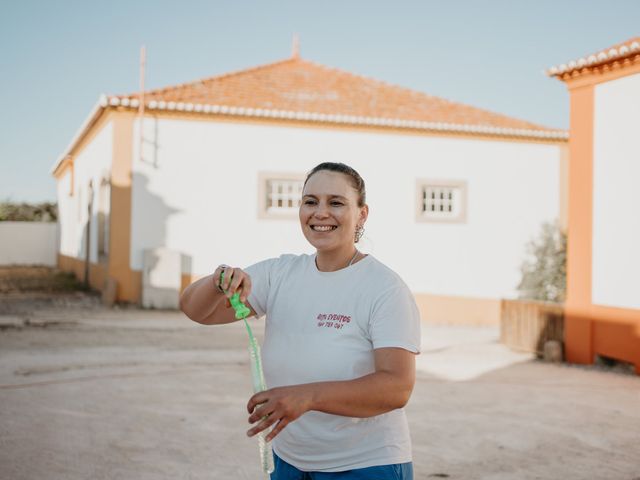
left=258, top=173, right=304, bottom=219
left=416, top=179, right=467, bottom=223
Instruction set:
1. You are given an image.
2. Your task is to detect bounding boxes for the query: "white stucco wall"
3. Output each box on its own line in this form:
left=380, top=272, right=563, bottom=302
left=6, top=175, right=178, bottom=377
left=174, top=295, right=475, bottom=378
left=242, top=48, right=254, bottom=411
left=57, top=170, right=74, bottom=256
left=131, top=117, right=561, bottom=299
left=0, top=222, right=58, bottom=266
left=592, top=72, right=640, bottom=310
left=57, top=120, right=113, bottom=262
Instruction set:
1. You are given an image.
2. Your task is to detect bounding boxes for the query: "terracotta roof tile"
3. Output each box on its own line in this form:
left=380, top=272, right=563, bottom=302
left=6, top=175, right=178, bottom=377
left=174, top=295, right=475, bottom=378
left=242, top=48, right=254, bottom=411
left=548, top=36, right=640, bottom=78
left=123, top=57, right=555, bottom=132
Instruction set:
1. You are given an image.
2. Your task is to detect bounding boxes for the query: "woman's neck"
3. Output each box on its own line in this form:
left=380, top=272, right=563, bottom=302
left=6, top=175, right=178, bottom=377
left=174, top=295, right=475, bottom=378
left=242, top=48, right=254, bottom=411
left=315, top=246, right=361, bottom=272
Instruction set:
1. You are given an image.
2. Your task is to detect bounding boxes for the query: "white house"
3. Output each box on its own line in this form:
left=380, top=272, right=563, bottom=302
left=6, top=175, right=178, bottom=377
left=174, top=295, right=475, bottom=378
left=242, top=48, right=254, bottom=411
left=52, top=52, right=568, bottom=323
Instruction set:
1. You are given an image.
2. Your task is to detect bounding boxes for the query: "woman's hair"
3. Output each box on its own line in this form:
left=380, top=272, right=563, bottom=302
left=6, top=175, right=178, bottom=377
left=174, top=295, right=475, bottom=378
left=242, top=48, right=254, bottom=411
left=304, top=162, right=366, bottom=207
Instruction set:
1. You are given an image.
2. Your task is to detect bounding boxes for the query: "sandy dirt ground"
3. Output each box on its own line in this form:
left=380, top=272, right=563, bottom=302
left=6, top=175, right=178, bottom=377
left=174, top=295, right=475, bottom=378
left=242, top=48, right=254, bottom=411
left=0, top=297, right=639, bottom=480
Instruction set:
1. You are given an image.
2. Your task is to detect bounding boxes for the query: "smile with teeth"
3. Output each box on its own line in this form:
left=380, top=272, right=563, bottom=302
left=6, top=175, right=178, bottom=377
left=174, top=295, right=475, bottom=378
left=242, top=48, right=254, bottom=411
left=311, top=225, right=338, bottom=232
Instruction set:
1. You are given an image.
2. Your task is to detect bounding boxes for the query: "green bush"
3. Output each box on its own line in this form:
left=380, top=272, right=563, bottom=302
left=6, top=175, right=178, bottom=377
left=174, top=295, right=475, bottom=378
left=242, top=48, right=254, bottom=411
left=0, top=267, right=84, bottom=293
left=0, top=202, right=58, bottom=222
left=517, top=221, right=567, bottom=303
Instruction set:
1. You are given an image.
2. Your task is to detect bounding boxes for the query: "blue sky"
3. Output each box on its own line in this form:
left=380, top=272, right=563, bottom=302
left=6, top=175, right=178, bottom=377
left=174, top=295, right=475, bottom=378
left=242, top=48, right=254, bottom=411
left=1, top=0, right=638, bottom=202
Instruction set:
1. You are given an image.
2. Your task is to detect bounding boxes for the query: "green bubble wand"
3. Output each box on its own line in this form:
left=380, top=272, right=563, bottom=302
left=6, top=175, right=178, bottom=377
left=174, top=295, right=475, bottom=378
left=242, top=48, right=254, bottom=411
left=221, top=272, right=274, bottom=475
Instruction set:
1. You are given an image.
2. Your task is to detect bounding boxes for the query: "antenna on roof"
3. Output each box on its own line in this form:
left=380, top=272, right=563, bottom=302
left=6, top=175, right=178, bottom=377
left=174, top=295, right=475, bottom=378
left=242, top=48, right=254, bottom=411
left=138, top=45, right=146, bottom=163
left=139, top=45, right=146, bottom=116
left=292, top=33, right=300, bottom=59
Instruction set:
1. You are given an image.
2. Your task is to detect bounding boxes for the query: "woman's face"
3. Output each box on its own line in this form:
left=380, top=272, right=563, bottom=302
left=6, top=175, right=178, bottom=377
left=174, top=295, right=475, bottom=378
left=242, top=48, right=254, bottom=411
left=299, top=170, right=368, bottom=253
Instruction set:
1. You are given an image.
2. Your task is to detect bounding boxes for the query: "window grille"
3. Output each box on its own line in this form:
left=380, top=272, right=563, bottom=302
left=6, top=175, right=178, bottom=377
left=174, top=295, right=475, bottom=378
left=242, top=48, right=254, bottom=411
left=258, top=173, right=305, bottom=219
left=416, top=180, right=467, bottom=223
left=266, top=179, right=303, bottom=212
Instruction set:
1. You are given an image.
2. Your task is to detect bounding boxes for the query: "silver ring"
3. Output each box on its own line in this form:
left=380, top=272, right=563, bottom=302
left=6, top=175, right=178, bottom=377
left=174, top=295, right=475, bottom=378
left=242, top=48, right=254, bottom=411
left=216, top=265, right=230, bottom=292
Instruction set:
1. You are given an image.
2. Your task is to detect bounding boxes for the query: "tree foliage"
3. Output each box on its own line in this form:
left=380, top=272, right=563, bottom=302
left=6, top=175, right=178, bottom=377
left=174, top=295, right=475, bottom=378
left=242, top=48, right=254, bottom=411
left=0, top=201, right=58, bottom=222
left=517, top=221, right=567, bottom=303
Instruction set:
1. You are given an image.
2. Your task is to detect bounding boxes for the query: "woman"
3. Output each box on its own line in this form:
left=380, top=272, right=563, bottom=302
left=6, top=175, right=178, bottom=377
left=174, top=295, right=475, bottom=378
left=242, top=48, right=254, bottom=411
left=180, top=162, right=421, bottom=479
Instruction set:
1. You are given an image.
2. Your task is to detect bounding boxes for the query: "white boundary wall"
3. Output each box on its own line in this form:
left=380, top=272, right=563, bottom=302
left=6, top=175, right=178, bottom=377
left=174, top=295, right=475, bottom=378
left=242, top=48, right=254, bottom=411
left=131, top=118, right=561, bottom=300
left=0, top=222, right=58, bottom=266
left=593, top=72, right=640, bottom=310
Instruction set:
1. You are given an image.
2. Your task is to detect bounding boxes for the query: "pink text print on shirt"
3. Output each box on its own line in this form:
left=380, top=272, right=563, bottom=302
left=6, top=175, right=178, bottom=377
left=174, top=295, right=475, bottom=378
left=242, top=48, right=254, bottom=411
left=316, top=313, right=351, bottom=330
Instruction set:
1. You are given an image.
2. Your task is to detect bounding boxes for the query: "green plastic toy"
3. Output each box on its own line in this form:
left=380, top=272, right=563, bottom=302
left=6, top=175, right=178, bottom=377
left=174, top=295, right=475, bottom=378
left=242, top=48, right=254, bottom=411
left=229, top=293, right=251, bottom=320
left=220, top=271, right=274, bottom=475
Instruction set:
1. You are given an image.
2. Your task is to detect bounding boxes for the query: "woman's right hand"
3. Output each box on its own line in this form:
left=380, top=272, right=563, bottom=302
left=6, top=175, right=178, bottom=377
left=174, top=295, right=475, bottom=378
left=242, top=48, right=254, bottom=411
left=214, top=265, right=253, bottom=304
left=181, top=264, right=255, bottom=324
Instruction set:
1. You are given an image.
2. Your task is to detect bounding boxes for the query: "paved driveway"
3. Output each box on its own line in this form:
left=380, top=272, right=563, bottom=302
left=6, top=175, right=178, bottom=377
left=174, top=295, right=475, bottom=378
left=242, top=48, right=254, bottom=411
left=1, top=304, right=638, bottom=479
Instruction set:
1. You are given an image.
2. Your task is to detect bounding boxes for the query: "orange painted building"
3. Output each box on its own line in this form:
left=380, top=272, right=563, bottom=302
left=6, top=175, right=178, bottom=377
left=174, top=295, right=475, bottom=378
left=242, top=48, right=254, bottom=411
left=549, top=38, right=640, bottom=374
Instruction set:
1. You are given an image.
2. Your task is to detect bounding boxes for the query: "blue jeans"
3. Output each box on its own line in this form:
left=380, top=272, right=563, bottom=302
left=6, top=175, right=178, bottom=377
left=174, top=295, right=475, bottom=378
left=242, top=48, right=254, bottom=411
left=270, top=452, right=414, bottom=480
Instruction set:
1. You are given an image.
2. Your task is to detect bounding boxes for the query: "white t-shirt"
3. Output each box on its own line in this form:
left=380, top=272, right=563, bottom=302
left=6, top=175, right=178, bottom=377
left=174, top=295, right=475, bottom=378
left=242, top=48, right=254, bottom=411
left=245, top=253, right=421, bottom=472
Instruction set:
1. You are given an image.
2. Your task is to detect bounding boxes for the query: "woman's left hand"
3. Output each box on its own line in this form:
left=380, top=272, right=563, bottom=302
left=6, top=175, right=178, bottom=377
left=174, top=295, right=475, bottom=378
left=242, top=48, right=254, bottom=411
left=246, top=385, right=314, bottom=441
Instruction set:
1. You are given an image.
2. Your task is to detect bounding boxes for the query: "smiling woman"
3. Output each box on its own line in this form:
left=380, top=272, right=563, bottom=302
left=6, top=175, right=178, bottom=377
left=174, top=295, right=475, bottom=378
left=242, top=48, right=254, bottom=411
left=180, top=162, right=421, bottom=479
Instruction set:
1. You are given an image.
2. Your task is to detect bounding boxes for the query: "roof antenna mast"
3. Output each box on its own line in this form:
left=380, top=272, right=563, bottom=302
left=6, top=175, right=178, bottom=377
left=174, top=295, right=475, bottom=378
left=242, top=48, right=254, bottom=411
left=138, top=45, right=146, bottom=162
left=292, top=33, right=300, bottom=59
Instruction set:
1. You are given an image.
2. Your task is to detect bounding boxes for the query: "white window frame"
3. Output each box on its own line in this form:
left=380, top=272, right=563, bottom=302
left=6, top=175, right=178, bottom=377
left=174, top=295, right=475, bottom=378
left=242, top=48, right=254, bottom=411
left=258, top=172, right=305, bottom=220
left=416, top=179, right=467, bottom=223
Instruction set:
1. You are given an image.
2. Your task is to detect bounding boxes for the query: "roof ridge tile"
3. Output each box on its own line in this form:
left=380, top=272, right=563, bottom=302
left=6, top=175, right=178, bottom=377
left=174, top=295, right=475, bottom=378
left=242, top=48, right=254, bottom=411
left=548, top=36, right=640, bottom=77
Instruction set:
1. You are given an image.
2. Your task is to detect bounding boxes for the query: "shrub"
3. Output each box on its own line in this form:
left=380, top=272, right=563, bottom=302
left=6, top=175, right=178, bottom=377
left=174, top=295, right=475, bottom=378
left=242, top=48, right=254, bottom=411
left=517, top=221, right=567, bottom=303
left=0, top=202, right=58, bottom=222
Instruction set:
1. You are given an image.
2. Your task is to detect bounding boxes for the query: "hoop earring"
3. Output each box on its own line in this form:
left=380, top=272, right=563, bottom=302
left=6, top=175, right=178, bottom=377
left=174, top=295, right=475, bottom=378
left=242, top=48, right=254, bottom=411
left=355, top=225, right=364, bottom=243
